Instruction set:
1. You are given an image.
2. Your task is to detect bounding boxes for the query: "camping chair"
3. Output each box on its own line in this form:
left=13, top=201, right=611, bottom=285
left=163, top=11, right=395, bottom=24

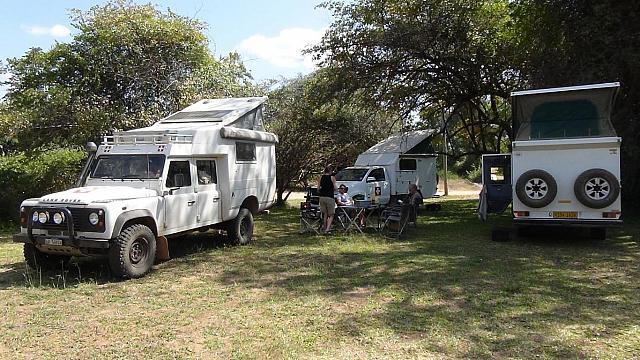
left=381, top=203, right=411, bottom=239
left=299, top=201, right=322, bottom=234
left=305, top=186, right=320, bottom=205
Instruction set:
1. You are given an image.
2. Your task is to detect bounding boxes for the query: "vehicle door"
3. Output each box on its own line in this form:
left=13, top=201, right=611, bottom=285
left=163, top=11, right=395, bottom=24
left=367, top=167, right=391, bottom=204
left=479, top=154, right=512, bottom=217
left=163, top=159, right=198, bottom=232
left=195, top=159, right=221, bottom=224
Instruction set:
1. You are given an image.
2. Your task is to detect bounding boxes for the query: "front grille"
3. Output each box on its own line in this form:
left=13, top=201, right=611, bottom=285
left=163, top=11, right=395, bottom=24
left=70, top=208, right=100, bottom=232
left=27, top=207, right=105, bottom=233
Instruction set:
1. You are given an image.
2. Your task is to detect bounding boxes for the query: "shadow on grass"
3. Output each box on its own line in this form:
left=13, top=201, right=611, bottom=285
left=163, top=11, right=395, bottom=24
left=0, top=230, right=234, bottom=289
left=213, top=199, right=640, bottom=358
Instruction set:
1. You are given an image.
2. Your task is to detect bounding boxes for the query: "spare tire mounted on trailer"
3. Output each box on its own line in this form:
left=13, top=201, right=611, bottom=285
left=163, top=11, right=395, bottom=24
left=515, top=169, right=557, bottom=208
left=574, top=168, right=620, bottom=209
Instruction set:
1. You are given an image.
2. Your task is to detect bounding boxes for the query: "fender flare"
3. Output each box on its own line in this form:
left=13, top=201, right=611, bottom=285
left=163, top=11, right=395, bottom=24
left=113, top=209, right=157, bottom=237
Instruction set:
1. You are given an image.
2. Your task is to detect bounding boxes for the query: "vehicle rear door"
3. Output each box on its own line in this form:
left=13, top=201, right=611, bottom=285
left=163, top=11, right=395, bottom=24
left=479, top=154, right=512, bottom=217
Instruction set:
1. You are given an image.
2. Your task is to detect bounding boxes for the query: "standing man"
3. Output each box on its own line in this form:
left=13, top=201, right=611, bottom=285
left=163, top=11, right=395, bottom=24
left=317, top=165, right=337, bottom=233
left=408, top=184, right=423, bottom=206
left=408, top=183, right=423, bottom=224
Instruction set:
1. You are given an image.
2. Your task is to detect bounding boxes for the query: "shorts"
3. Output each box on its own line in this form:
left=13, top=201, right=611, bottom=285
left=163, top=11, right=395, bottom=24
left=319, top=196, right=336, bottom=216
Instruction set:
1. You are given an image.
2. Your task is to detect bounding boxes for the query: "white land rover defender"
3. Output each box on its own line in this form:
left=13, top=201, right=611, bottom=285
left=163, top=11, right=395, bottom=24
left=13, top=97, right=277, bottom=278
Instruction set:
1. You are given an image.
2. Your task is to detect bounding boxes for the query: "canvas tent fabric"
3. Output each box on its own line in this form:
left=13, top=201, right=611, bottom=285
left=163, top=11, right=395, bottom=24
left=355, top=130, right=436, bottom=166
left=512, top=83, right=618, bottom=141
left=159, top=97, right=267, bottom=130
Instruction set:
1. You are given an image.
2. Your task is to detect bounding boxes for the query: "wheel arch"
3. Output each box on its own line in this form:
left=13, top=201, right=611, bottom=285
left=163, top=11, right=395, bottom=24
left=241, top=196, right=259, bottom=215
left=113, top=210, right=158, bottom=237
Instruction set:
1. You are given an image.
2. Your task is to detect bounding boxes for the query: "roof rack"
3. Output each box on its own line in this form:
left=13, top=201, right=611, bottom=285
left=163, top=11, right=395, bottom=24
left=102, top=132, right=193, bottom=145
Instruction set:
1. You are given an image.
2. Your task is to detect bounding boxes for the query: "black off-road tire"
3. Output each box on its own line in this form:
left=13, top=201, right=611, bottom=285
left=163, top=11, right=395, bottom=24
left=227, top=208, right=254, bottom=245
left=491, top=227, right=512, bottom=242
left=574, top=169, right=620, bottom=209
left=515, top=225, right=536, bottom=238
left=515, top=169, right=557, bottom=208
left=23, top=243, right=71, bottom=270
left=109, top=224, right=156, bottom=279
left=589, top=227, right=607, bottom=240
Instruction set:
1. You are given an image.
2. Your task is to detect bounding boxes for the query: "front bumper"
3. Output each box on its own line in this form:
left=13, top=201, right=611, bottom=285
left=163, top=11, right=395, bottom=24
left=13, top=233, right=110, bottom=249
left=513, top=218, right=623, bottom=227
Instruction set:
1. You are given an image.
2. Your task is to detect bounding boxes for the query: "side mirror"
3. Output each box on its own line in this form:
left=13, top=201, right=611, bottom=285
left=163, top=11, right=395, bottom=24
left=85, top=142, right=97, bottom=153
left=366, top=176, right=376, bottom=183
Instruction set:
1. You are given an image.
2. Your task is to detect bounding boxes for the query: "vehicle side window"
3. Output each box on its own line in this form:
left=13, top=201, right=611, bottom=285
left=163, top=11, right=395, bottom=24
left=196, top=160, right=217, bottom=185
left=490, top=166, right=506, bottom=184
left=399, top=159, right=417, bottom=171
left=236, top=142, right=256, bottom=162
left=166, top=161, right=192, bottom=187
left=369, top=168, right=385, bottom=181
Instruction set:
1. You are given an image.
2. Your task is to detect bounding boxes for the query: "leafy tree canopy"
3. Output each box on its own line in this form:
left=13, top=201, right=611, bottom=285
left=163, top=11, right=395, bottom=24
left=310, top=0, right=522, bottom=158
left=265, top=69, right=399, bottom=203
left=1, top=0, right=257, bottom=151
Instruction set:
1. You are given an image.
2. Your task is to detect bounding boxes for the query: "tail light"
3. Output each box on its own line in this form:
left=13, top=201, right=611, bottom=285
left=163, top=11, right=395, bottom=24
left=602, top=211, right=621, bottom=219
left=20, top=207, right=27, bottom=227
left=514, top=211, right=530, bottom=217
left=300, top=202, right=312, bottom=210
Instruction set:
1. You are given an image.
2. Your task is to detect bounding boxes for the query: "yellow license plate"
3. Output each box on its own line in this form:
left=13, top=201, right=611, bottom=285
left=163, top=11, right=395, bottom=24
left=553, top=211, right=578, bottom=219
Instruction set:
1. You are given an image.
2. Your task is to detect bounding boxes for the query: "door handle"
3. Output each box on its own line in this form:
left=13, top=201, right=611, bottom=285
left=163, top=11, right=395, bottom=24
left=187, top=201, right=195, bottom=206
left=212, top=198, right=220, bottom=202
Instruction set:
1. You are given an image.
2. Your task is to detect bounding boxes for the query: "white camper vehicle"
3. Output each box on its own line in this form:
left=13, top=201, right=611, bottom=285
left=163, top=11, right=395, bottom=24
left=335, top=130, right=438, bottom=205
left=14, top=97, right=277, bottom=278
left=479, top=83, right=622, bottom=240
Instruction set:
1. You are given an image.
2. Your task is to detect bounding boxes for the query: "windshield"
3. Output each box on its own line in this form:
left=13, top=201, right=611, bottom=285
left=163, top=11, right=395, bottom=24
left=90, top=155, right=166, bottom=179
left=336, top=168, right=369, bottom=182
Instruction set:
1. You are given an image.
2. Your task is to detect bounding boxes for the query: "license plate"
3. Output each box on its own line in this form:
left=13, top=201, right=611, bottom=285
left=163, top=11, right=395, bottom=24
left=553, top=211, right=578, bottom=219
left=44, top=238, right=63, bottom=246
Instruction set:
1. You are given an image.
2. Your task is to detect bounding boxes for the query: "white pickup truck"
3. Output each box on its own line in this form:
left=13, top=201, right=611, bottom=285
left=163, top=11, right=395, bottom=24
left=13, top=97, right=277, bottom=278
left=335, top=130, right=438, bottom=205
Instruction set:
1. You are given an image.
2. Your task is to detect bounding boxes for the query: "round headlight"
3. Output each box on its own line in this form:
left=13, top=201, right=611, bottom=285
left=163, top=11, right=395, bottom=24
left=38, top=212, right=49, bottom=224
left=53, top=212, right=64, bottom=225
left=88, top=212, right=100, bottom=226
left=32, top=211, right=39, bottom=223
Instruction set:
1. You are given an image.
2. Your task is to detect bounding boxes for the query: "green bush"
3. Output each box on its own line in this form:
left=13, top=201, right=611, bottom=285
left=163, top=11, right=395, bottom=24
left=0, top=148, right=86, bottom=221
left=464, top=164, right=482, bottom=183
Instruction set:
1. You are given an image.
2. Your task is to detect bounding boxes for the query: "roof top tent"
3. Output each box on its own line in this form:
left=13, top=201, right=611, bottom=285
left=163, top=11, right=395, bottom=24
left=115, top=97, right=276, bottom=146
left=355, top=130, right=437, bottom=166
left=512, top=82, right=619, bottom=141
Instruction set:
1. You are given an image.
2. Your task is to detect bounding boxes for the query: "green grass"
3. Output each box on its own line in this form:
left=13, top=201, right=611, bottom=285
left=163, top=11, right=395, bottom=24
left=1, top=198, right=639, bottom=359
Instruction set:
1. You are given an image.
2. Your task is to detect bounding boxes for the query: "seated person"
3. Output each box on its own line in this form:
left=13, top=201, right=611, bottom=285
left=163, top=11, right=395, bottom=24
left=335, top=184, right=353, bottom=206
left=336, top=184, right=366, bottom=226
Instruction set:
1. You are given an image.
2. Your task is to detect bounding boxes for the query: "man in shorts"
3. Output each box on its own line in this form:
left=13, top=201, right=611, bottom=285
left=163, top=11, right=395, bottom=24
left=317, top=165, right=337, bottom=233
